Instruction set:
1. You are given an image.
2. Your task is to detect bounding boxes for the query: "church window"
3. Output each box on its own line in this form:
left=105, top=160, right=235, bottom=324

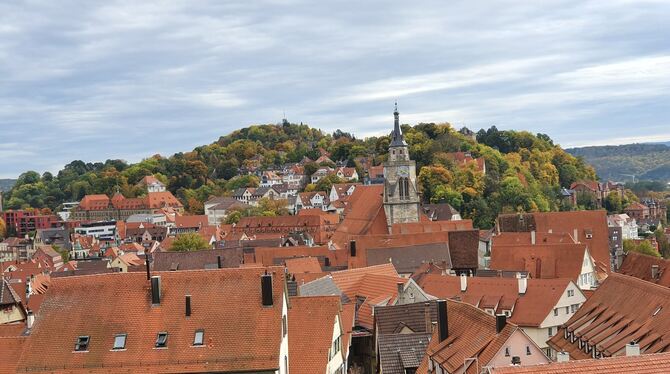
left=399, top=177, right=410, bottom=200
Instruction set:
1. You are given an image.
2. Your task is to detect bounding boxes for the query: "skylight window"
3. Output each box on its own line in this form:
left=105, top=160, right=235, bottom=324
left=113, top=334, right=126, bottom=350
left=193, top=330, right=204, bottom=346
left=74, top=336, right=90, bottom=351
left=155, top=332, right=168, bottom=348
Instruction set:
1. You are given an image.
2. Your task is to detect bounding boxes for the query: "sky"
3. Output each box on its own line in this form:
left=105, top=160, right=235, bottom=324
left=1, top=0, right=669, bottom=178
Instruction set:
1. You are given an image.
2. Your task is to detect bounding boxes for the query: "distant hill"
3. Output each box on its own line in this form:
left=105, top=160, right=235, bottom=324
left=566, top=143, right=670, bottom=182
left=0, top=179, right=16, bottom=192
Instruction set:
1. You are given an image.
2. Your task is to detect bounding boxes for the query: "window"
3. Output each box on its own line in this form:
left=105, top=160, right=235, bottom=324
left=113, top=334, right=126, bottom=350
left=565, top=306, right=569, bottom=314
left=571, top=304, right=577, bottom=313
left=567, top=289, right=574, bottom=297
left=548, top=327, right=554, bottom=337
left=332, top=336, right=341, bottom=355
left=74, top=336, right=90, bottom=351
left=155, top=332, right=168, bottom=348
left=504, top=347, right=510, bottom=357
left=282, top=315, right=287, bottom=337
left=554, top=308, right=558, bottom=316
left=193, top=330, right=204, bottom=346
left=526, top=346, right=532, bottom=355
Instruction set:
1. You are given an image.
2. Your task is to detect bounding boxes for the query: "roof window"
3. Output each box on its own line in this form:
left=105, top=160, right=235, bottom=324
left=193, top=329, right=204, bottom=346
left=155, top=332, right=168, bottom=348
left=113, top=334, right=126, bottom=350
left=74, top=336, right=90, bottom=352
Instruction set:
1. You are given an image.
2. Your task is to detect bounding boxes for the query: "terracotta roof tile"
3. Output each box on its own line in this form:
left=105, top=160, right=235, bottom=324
left=490, top=352, right=670, bottom=373
left=0, top=336, right=27, bottom=374
left=548, top=273, right=670, bottom=358
left=288, top=296, right=342, bottom=374
left=618, top=252, right=670, bottom=287
left=284, top=257, right=322, bottom=274
left=490, top=243, right=590, bottom=281
left=418, top=274, right=579, bottom=327
left=16, top=267, right=286, bottom=373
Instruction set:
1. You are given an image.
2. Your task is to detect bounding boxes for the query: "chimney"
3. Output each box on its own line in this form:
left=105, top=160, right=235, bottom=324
left=424, top=302, right=432, bottom=333
left=150, top=276, right=161, bottom=305
left=651, top=264, right=660, bottom=280
left=349, top=240, right=357, bottom=257
left=396, top=282, right=404, bottom=298
left=261, top=273, right=273, bottom=306
left=460, top=273, right=467, bottom=292
left=625, top=341, right=640, bottom=356
left=573, top=228, right=578, bottom=241
left=217, top=255, right=222, bottom=269
left=437, top=300, right=448, bottom=342
left=496, top=314, right=507, bottom=333
left=26, top=310, right=34, bottom=329
left=25, top=277, right=31, bottom=301
left=531, top=230, right=536, bottom=245
left=556, top=351, right=569, bottom=363
left=185, top=295, right=192, bottom=317
left=518, top=276, right=527, bottom=295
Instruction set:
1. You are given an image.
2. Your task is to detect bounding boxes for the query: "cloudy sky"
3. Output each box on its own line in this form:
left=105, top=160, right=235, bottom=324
left=1, top=0, right=669, bottom=178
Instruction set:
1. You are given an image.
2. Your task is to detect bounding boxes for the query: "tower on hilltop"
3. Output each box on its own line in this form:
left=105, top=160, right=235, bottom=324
left=383, top=103, right=420, bottom=232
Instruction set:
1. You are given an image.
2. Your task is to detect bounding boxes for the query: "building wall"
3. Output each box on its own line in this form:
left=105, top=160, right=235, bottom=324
left=577, top=250, right=597, bottom=290
left=326, top=315, right=345, bottom=374
left=278, top=290, right=289, bottom=374
left=488, top=329, right=550, bottom=369
left=0, top=304, right=25, bottom=324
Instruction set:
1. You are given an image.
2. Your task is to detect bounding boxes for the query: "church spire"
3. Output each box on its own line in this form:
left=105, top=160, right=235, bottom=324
left=390, top=102, right=407, bottom=147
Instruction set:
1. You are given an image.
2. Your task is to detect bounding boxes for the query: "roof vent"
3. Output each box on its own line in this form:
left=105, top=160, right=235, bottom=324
left=511, top=356, right=521, bottom=365
left=151, top=276, right=161, bottom=305
left=185, top=295, right=192, bottom=317
left=556, top=351, right=569, bottom=362
left=261, top=273, right=273, bottom=307
left=626, top=341, right=640, bottom=356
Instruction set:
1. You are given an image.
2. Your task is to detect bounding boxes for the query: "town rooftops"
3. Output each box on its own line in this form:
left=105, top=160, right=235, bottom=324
left=417, top=274, right=578, bottom=327
left=618, top=251, right=670, bottom=287
left=16, top=267, right=286, bottom=373
left=490, top=243, right=590, bottom=281
left=489, top=352, right=670, bottom=374
left=364, top=242, right=452, bottom=274
left=288, top=296, right=343, bottom=374
left=378, top=333, right=431, bottom=374
left=548, top=273, right=670, bottom=359
left=152, top=248, right=243, bottom=271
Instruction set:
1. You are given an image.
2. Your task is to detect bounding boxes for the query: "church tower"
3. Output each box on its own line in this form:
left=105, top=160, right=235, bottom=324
left=383, top=103, right=420, bottom=232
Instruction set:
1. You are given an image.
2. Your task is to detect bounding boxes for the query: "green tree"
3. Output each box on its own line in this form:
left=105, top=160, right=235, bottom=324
left=418, top=166, right=453, bottom=203
left=224, top=211, right=242, bottom=224
left=0, top=217, right=6, bottom=239
left=170, top=232, right=209, bottom=252
left=623, top=239, right=660, bottom=258
left=604, top=192, right=623, bottom=213
left=654, top=228, right=670, bottom=258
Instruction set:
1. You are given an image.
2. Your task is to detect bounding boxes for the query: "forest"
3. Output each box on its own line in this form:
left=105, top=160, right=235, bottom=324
left=2, top=122, right=599, bottom=228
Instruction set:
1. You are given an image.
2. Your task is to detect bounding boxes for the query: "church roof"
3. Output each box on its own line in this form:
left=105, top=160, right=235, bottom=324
left=390, top=103, right=408, bottom=147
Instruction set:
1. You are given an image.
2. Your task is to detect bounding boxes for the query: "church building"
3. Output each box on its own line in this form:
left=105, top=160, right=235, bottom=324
left=383, top=104, right=421, bottom=232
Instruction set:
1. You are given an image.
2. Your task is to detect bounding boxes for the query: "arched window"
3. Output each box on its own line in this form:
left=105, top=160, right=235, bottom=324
left=398, top=177, right=410, bottom=200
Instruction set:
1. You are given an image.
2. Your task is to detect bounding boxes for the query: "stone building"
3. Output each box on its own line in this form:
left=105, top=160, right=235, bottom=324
left=383, top=104, right=420, bottom=232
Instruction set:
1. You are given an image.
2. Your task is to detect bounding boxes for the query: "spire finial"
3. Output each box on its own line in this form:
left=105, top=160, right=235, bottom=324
left=394, top=101, right=398, bottom=113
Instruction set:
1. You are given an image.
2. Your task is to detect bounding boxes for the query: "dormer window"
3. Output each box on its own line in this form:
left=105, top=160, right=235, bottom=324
left=193, top=330, right=204, bottom=346
left=113, top=334, right=127, bottom=350
left=155, top=332, right=168, bottom=348
left=74, top=336, right=90, bottom=352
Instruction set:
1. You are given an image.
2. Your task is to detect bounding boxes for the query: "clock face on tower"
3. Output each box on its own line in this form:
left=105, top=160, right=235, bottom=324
left=398, top=166, right=409, bottom=177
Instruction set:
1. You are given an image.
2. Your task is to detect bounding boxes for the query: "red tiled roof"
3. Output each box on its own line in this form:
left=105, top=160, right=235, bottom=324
left=175, top=215, right=209, bottom=228
left=333, top=185, right=387, bottom=238
left=418, top=274, right=578, bottom=327
left=146, top=191, right=183, bottom=209
left=618, top=251, right=670, bottom=287
left=548, top=273, right=670, bottom=359
left=0, top=336, right=27, bottom=374
left=490, top=352, right=670, bottom=374
left=490, top=243, right=589, bottom=281
left=497, top=211, right=611, bottom=275
left=330, top=263, right=399, bottom=297
left=285, top=257, right=322, bottom=274
left=493, top=232, right=577, bottom=246
left=16, top=267, right=286, bottom=373
left=289, top=296, right=342, bottom=374
left=78, top=194, right=110, bottom=211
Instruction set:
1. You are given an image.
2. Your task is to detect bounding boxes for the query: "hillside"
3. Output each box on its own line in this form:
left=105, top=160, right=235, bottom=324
left=1, top=122, right=595, bottom=228
left=0, top=179, right=16, bottom=192
left=566, top=143, right=670, bottom=182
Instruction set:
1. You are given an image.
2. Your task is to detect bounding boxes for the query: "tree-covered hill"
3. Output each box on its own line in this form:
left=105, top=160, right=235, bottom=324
left=0, top=179, right=16, bottom=192
left=2, top=122, right=596, bottom=228
left=566, top=143, right=670, bottom=182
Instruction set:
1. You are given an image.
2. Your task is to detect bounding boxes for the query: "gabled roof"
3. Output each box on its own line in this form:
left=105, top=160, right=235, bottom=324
left=174, top=215, right=209, bottom=228
left=378, top=333, right=431, bottom=374
left=334, top=185, right=386, bottom=237
left=285, top=257, right=322, bottom=274
left=417, top=274, right=578, bottom=327
left=146, top=191, right=183, bottom=209
left=365, top=242, right=452, bottom=274
left=618, top=252, right=670, bottom=287
left=289, top=296, right=342, bottom=374
left=496, top=211, right=611, bottom=275
left=152, top=249, right=243, bottom=271
left=0, top=278, right=22, bottom=306
left=421, top=299, right=523, bottom=373
left=375, top=300, right=439, bottom=335
left=548, top=273, right=670, bottom=359
left=490, top=352, right=670, bottom=373
left=0, top=336, right=27, bottom=374
left=490, top=243, right=589, bottom=280
left=16, top=267, right=286, bottom=373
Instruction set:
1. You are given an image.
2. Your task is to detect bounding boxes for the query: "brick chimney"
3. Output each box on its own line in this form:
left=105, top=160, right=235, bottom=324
left=261, top=273, right=273, bottom=307
left=518, top=276, right=528, bottom=295
left=437, top=300, right=448, bottom=342
left=626, top=341, right=640, bottom=356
